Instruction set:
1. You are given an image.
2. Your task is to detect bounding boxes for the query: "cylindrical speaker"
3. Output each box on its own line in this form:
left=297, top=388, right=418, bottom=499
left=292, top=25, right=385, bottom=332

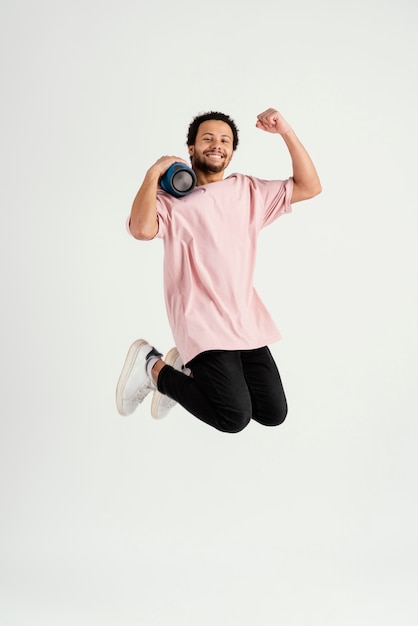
left=160, top=162, right=197, bottom=197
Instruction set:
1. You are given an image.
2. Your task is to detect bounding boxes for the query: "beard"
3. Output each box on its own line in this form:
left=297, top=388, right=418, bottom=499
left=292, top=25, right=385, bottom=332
left=191, top=152, right=231, bottom=174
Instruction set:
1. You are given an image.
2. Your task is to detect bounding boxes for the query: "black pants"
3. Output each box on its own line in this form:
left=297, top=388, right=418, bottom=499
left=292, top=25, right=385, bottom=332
left=157, top=346, right=288, bottom=433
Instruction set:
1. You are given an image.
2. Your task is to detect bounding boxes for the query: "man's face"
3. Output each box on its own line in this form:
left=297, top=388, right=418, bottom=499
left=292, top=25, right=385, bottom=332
left=188, top=120, right=234, bottom=174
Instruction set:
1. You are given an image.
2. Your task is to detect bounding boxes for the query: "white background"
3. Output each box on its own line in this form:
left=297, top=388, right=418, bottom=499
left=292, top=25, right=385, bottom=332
left=1, top=0, right=417, bottom=624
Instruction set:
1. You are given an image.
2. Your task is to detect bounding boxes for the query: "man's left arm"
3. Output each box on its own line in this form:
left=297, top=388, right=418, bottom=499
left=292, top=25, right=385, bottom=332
left=256, top=108, right=322, bottom=204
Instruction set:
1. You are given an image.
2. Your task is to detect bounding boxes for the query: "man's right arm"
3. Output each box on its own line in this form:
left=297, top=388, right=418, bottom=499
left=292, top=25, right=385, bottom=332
left=129, top=155, right=189, bottom=240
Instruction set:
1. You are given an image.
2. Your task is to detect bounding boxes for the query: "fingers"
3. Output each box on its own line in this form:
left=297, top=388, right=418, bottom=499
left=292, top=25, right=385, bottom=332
left=256, top=108, right=292, bottom=135
left=156, top=155, right=189, bottom=167
left=152, top=155, right=189, bottom=176
left=256, top=108, right=279, bottom=130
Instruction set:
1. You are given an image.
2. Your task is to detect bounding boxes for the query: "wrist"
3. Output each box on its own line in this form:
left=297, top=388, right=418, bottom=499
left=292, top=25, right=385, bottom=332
left=279, top=125, right=294, bottom=138
left=145, top=166, right=163, bottom=184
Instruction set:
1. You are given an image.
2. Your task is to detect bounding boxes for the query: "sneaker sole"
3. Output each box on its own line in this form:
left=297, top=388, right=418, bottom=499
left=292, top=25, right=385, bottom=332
left=150, top=347, right=180, bottom=419
left=116, top=339, right=149, bottom=416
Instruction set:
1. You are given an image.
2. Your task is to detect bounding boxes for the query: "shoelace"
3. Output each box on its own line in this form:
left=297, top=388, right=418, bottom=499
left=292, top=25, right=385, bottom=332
left=130, top=379, right=154, bottom=402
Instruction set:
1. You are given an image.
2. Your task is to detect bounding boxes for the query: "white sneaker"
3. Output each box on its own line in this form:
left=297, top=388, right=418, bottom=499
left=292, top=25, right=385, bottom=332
left=116, top=339, right=162, bottom=416
left=151, top=347, right=187, bottom=419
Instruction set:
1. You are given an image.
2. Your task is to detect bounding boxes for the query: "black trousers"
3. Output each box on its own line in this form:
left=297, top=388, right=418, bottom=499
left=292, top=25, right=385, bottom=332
left=157, top=346, right=288, bottom=433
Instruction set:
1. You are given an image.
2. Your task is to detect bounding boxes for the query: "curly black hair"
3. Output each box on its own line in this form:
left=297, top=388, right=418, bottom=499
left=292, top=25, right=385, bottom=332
left=186, top=111, right=239, bottom=150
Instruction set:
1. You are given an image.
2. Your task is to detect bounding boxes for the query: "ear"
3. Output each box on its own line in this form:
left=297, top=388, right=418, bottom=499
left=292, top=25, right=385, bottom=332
left=188, top=145, right=194, bottom=157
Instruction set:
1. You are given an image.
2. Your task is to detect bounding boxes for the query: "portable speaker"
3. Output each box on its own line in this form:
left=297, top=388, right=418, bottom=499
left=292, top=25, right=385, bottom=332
left=160, top=162, right=197, bottom=197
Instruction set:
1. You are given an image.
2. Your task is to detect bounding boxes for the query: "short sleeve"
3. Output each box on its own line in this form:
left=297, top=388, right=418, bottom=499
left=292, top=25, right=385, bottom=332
left=155, top=190, right=170, bottom=239
left=125, top=190, right=168, bottom=239
left=260, top=177, right=294, bottom=228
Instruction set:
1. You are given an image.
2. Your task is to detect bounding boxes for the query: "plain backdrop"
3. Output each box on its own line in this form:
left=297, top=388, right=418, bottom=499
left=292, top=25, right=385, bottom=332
left=1, top=0, right=417, bottom=624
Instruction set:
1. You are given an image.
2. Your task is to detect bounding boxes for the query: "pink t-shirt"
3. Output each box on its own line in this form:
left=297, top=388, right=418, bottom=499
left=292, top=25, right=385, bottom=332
left=152, top=173, right=293, bottom=364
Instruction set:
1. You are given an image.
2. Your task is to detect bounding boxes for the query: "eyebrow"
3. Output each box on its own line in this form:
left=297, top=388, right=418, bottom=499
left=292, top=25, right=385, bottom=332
left=201, top=132, right=232, bottom=139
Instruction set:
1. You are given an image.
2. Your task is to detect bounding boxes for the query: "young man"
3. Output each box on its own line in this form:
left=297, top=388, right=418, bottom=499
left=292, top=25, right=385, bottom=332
left=116, top=107, right=321, bottom=433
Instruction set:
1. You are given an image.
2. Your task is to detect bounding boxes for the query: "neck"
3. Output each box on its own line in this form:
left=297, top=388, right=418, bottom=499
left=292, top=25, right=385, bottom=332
left=195, top=170, right=225, bottom=186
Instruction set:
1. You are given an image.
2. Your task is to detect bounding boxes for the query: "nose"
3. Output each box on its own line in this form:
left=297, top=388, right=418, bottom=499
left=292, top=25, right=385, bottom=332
left=209, top=138, right=223, bottom=150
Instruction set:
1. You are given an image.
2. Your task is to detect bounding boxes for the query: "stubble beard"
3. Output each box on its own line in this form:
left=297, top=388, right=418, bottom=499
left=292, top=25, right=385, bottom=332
left=192, top=152, right=230, bottom=175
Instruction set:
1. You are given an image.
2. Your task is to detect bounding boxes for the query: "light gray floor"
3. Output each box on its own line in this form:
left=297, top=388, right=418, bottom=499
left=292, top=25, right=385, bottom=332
left=1, top=1, right=417, bottom=624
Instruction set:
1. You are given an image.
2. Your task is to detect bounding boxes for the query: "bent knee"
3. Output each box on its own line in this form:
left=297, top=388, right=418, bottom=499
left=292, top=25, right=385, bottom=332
left=273, top=410, right=287, bottom=426
left=219, top=411, right=252, bottom=434
left=256, top=404, right=288, bottom=427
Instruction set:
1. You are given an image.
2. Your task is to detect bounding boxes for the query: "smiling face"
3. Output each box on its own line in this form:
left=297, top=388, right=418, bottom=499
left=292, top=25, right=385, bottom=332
left=188, top=120, right=234, bottom=177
